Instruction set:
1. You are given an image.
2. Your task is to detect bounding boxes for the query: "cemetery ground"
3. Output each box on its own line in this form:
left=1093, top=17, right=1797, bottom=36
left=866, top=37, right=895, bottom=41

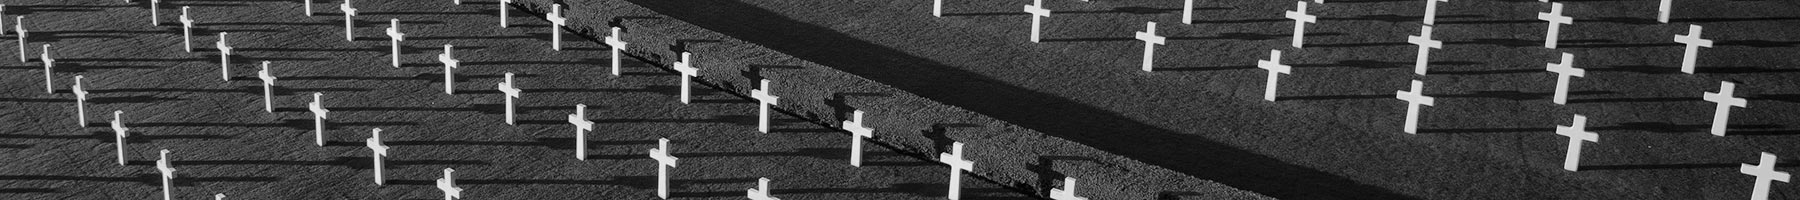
left=0, top=0, right=1034, bottom=199
left=588, top=0, right=1800, bottom=199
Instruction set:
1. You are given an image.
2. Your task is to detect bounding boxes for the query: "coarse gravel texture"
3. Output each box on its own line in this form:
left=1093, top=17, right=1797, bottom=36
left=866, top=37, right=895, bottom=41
left=0, top=0, right=1034, bottom=199
left=563, top=0, right=1800, bottom=199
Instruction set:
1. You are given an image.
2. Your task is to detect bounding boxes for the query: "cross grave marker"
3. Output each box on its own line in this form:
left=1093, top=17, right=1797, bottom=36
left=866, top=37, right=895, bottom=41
left=649, top=138, right=679, bottom=199
left=844, top=110, right=874, bottom=167
left=1395, top=80, right=1435, bottom=134
left=1674, top=25, right=1711, bottom=74
left=1135, top=22, right=1164, bottom=72
left=217, top=32, right=233, bottom=81
left=941, top=142, right=975, bottom=200
left=1545, top=53, right=1583, bottom=105
left=1257, top=50, right=1292, bottom=102
left=1555, top=114, right=1598, bottom=171
left=309, top=93, right=330, bottom=146
left=1538, top=3, right=1572, bottom=49
left=569, top=104, right=595, bottom=160
left=672, top=52, right=698, bottom=104
left=341, top=0, right=357, bottom=41
left=1286, top=2, right=1316, bottom=48
left=747, top=177, right=780, bottom=200
left=1408, top=26, right=1442, bottom=75
left=547, top=4, right=567, bottom=51
left=1049, top=177, right=1087, bottom=200
left=1703, top=81, right=1745, bottom=136
left=437, top=168, right=462, bottom=200
left=1741, top=152, right=1790, bottom=200
left=111, top=110, right=128, bottom=165
left=605, top=27, right=628, bottom=76
left=258, top=61, right=275, bottom=112
left=439, top=45, right=459, bottom=94
left=498, top=73, right=521, bottom=125
left=1023, top=0, right=1050, bottom=43
left=751, top=79, right=780, bottom=133
left=368, top=128, right=389, bottom=185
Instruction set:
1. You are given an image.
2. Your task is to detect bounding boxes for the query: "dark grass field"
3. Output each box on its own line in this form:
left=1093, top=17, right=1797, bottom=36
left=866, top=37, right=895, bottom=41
left=583, top=0, right=1800, bottom=199
left=0, top=0, right=1035, bottom=199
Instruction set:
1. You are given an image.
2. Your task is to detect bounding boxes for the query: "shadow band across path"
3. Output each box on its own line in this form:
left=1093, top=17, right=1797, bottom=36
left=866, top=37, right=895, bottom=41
left=611, top=0, right=1415, bottom=199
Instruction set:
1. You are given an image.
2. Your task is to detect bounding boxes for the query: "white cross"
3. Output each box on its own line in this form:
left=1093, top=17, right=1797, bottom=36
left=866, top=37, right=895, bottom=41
left=497, top=73, right=521, bottom=125
left=843, top=110, right=874, bottom=167
left=340, top=0, right=357, bottom=41
left=747, top=177, right=780, bottom=200
left=436, top=168, right=462, bottom=200
left=304, top=0, right=313, bottom=16
left=453, top=0, right=461, bottom=5
left=258, top=62, right=276, bottom=113
left=605, top=27, right=628, bottom=76
left=1741, top=152, right=1791, bottom=200
left=1407, top=25, right=1441, bottom=75
left=671, top=52, right=698, bottom=104
left=932, top=0, right=943, bottom=17
left=215, top=193, right=225, bottom=200
left=1023, top=0, right=1050, bottom=43
left=1395, top=80, right=1435, bottom=134
left=157, top=149, right=175, bottom=200
left=1048, top=177, right=1086, bottom=200
left=368, top=128, right=389, bottom=185
left=649, top=138, right=679, bottom=199
left=940, top=142, right=975, bottom=200
left=1181, top=0, right=1195, bottom=24
left=1422, top=0, right=1449, bottom=25
left=1134, top=22, right=1164, bottom=72
left=216, top=32, right=233, bottom=81
left=41, top=44, right=53, bottom=93
left=1703, top=81, right=1746, bottom=136
left=309, top=93, right=330, bottom=146
left=111, top=111, right=128, bottom=165
left=386, top=19, right=405, bottom=67
left=74, top=75, right=88, bottom=127
left=180, top=7, right=193, bottom=52
left=1257, top=50, right=1292, bottom=102
left=1537, top=3, right=1572, bottom=49
left=547, top=4, right=567, bottom=51
left=1545, top=53, right=1583, bottom=105
left=751, top=79, right=780, bottom=133
left=15, top=16, right=25, bottom=63
left=1674, top=25, right=1711, bottom=74
left=569, top=104, right=594, bottom=160
left=1555, top=114, right=1598, bottom=171
left=1658, top=0, right=1672, bottom=23
left=149, top=0, right=160, bottom=26
left=1285, top=2, right=1316, bottom=48
left=499, top=0, right=512, bottom=27
left=439, top=45, right=459, bottom=94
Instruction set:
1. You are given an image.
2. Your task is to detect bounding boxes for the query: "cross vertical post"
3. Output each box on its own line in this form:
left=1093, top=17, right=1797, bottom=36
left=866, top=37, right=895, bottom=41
left=1555, top=114, right=1598, bottom=171
left=940, top=142, right=975, bottom=200
left=1407, top=26, right=1442, bottom=75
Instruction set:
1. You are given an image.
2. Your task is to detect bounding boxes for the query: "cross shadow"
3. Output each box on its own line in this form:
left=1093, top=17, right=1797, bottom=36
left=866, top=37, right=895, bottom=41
left=1588, top=65, right=1681, bottom=74
left=919, top=123, right=983, bottom=153
left=1161, top=65, right=1255, bottom=72
left=90, top=96, right=185, bottom=104
left=1560, top=43, right=1682, bottom=48
left=0, top=188, right=58, bottom=193
left=1446, top=38, right=1616, bottom=47
left=1324, top=14, right=1486, bottom=23
left=202, top=22, right=333, bottom=27
left=1565, top=96, right=1694, bottom=104
left=1436, top=90, right=1615, bottom=101
left=1752, top=94, right=1800, bottom=103
left=669, top=39, right=724, bottom=55
left=945, top=6, right=1227, bottom=17
left=823, top=92, right=891, bottom=122
left=740, top=64, right=804, bottom=85
left=1025, top=156, right=1097, bottom=195
left=1674, top=17, right=1800, bottom=23
left=1582, top=159, right=1799, bottom=171
left=1043, top=32, right=1345, bottom=43
left=1697, top=66, right=1800, bottom=74
left=1716, top=40, right=1800, bottom=47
